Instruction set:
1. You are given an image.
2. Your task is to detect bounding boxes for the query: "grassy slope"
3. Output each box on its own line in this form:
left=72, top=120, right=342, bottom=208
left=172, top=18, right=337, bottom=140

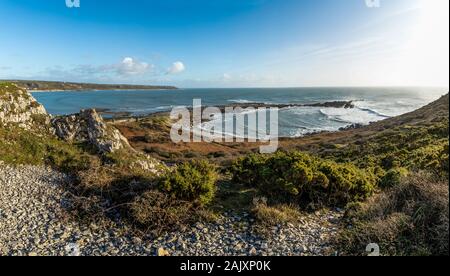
left=279, top=94, right=449, bottom=178
left=230, top=95, right=449, bottom=256
left=0, top=126, right=96, bottom=171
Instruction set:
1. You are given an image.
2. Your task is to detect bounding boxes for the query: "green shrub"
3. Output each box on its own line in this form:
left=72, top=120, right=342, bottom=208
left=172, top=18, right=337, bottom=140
left=159, top=160, right=218, bottom=206
left=231, top=153, right=268, bottom=186
left=183, top=151, right=200, bottom=158
left=331, top=121, right=448, bottom=176
left=208, top=151, right=228, bottom=158
left=381, top=154, right=400, bottom=170
left=379, top=167, right=409, bottom=188
left=231, top=151, right=376, bottom=207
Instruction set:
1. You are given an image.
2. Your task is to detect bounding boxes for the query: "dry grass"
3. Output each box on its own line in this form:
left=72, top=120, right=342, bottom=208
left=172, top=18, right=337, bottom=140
left=251, top=197, right=302, bottom=234
left=339, top=172, right=449, bottom=256
left=130, top=190, right=194, bottom=235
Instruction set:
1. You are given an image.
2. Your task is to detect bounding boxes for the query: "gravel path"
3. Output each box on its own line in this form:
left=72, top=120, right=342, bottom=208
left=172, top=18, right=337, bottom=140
left=0, top=165, right=342, bottom=256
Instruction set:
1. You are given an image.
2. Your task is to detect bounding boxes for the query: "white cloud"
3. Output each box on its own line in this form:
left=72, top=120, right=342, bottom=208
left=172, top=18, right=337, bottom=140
left=76, top=57, right=153, bottom=77
left=24, top=57, right=189, bottom=83
left=167, top=61, right=185, bottom=74
left=223, top=73, right=231, bottom=80
left=116, top=57, right=151, bottom=75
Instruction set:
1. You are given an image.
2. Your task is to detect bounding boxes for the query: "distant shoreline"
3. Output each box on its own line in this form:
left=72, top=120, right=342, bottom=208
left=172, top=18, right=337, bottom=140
left=2, top=80, right=178, bottom=92
left=29, top=88, right=175, bottom=93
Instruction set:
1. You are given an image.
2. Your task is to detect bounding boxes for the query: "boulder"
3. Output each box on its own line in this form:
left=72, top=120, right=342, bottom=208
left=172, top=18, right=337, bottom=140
left=52, top=109, right=131, bottom=154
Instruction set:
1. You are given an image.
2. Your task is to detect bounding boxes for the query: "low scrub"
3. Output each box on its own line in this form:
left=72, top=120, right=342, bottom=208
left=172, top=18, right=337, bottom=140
left=159, top=160, right=218, bottom=206
left=130, top=190, right=194, bottom=235
left=70, top=151, right=219, bottom=233
left=74, top=150, right=163, bottom=217
left=73, top=158, right=220, bottom=234
left=231, top=151, right=377, bottom=207
left=339, top=172, right=449, bottom=256
left=379, top=167, right=409, bottom=188
left=324, top=121, right=449, bottom=178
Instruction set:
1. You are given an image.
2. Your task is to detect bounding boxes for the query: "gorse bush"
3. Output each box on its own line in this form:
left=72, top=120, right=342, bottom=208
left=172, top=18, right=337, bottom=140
left=231, top=151, right=377, bottom=207
left=323, top=121, right=449, bottom=178
left=379, top=167, right=409, bottom=188
left=159, top=160, right=218, bottom=206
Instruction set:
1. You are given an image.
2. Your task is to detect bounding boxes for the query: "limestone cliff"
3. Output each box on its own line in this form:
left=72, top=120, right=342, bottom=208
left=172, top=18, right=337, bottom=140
left=0, top=83, right=157, bottom=165
left=0, top=83, right=50, bottom=130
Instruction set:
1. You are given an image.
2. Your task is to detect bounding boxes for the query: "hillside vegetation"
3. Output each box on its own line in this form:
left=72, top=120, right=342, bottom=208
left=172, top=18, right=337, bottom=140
left=232, top=94, right=449, bottom=255
left=117, top=92, right=449, bottom=255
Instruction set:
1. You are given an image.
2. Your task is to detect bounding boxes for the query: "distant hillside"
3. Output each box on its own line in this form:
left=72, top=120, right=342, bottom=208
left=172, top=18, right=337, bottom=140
left=2, top=80, right=177, bottom=91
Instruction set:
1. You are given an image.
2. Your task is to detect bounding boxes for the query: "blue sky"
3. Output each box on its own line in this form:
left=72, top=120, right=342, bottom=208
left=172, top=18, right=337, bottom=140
left=0, top=0, right=448, bottom=87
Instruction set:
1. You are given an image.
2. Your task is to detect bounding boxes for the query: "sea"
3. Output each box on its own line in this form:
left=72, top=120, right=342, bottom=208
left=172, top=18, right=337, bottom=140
left=32, top=87, right=447, bottom=138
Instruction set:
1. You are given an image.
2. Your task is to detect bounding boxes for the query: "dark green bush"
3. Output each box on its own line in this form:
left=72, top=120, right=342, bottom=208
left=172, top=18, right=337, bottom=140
left=159, top=160, right=218, bottom=206
left=231, top=151, right=376, bottom=207
left=379, top=167, right=409, bottom=188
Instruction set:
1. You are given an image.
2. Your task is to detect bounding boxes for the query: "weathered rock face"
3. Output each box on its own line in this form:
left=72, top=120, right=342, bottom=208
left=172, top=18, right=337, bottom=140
left=52, top=109, right=131, bottom=154
left=131, top=153, right=164, bottom=175
left=0, top=83, right=50, bottom=129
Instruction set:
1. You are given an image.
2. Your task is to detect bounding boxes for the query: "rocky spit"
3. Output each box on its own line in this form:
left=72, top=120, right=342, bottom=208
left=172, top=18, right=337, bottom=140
left=0, top=164, right=343, bottom=256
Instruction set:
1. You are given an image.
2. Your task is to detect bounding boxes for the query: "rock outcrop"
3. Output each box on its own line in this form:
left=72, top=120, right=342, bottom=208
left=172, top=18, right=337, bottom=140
left=0, top=83, right=50, bottom=130
left=52, top=109, right=131, bottom=154
left=0, top=83, right=132, bottom=154
left=1, top=81, right=163, bottom=176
